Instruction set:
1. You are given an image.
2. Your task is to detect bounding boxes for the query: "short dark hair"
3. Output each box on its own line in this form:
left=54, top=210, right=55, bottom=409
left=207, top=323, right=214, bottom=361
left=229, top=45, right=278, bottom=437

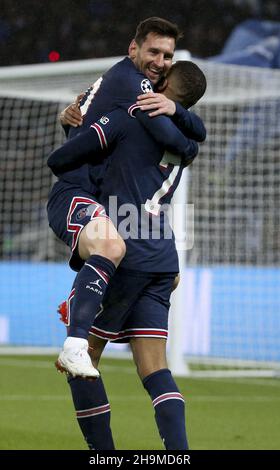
left=168, top=61, right=207, bottom=108
left=135, top=17, right=183, bottom=46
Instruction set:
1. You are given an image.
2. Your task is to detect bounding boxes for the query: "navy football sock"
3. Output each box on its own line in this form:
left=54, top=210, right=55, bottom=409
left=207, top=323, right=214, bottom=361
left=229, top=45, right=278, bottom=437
left=68, top=375, right=115, bottom=450
left=68, top=255, right=115, bottom=339
left=143, top=368, right=188, bottom=450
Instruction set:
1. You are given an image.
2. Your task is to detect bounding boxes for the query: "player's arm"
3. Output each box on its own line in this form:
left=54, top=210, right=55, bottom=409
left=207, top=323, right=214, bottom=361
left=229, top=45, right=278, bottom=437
left=134, top=109, right=199, bottom=163
left=47, top=115, right=118, bottom=176
left=120, top=69, right=199, bottom=159
left=47, top=129, right=107, bottom=176
left=136, top=92, right=206, bottom=142
left=172, top=103, right=206, bottom=142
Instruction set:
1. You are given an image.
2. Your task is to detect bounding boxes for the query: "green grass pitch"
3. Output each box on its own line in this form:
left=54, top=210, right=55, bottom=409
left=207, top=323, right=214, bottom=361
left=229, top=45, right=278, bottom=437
left=0, top=355, right=279, bottom=450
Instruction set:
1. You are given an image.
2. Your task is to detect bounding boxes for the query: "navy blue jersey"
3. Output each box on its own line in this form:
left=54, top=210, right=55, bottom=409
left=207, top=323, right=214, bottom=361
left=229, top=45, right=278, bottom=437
left=59, top=57, right=153, bottom=193
left=97, top=111, right=183, bottom=272
left=56, top=57, right=206, bottom=193
left=48, top=108, right=203, bottom=272
left=70, top=57, right=153, bottom=135
left=48, top=56, right=206, bottom=271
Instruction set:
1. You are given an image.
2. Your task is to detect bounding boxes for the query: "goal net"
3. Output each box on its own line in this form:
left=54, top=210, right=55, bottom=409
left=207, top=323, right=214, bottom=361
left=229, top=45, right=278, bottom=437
left=0, top=54, right=279, bottom=376
left=170, top=60, right=280, bottom=377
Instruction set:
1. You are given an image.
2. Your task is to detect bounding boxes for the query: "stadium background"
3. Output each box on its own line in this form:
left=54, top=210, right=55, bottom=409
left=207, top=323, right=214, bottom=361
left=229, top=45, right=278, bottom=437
left=1, top=0, right=280, bottom=450
left=1, top=0, right=280, bottom=65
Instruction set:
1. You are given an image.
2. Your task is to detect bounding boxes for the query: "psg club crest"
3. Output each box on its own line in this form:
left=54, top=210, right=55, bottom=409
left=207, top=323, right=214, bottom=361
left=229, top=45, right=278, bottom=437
left=76, top=207, right=89, bottom=221
left=141, top=78, right=152, bottom=93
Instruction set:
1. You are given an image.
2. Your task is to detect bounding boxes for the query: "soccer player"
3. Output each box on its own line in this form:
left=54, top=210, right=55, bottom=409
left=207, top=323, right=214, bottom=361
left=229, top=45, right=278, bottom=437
left=48, top=17, right=203, bottom=381
left=48, top=60, right=207, bottom=450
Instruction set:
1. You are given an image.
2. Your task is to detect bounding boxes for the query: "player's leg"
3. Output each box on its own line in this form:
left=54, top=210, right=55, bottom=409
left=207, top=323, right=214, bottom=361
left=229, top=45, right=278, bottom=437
left=78, top=216, right=125, bottom=264
left=128, top=275, right=188, bottom=450
left=131, top=337, right=188, bottom=450
left=65, top=217, right=126, bottom=341
left=48, top=186, right=125, bottom=378
left=130, top=337, right=168, bottom=379
left=59, top=268, right=151, bottom=449
left=67, top=335, right=115, bottom=450
left=58, top=294, right=115, bottom=449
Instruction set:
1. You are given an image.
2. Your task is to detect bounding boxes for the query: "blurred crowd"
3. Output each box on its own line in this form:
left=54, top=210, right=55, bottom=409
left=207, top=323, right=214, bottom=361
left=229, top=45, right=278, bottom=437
left=1, top=0, right=280, bottom=66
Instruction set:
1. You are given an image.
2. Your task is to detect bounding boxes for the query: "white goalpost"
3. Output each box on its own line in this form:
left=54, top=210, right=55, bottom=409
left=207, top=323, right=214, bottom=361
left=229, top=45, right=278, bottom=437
left=0, top=53, right=279, bottom=377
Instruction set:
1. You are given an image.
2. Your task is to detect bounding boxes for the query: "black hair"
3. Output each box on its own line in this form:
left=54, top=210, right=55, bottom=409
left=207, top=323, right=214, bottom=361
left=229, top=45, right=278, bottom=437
left=135, top=17, right=183, bottom=46
left=168, top=61, right=207, bottom=108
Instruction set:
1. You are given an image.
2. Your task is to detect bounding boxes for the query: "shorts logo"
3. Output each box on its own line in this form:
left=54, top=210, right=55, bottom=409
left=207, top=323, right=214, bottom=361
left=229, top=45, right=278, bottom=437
left=141, top=79, right=152, bottom=93
left=100, top=116, right=109, bottom=125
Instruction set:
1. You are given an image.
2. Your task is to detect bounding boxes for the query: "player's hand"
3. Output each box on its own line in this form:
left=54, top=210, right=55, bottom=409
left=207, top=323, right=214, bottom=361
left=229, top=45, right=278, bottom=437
left=172, top=274, right=180, bottom=291
left=183, top=157, right=195, bottom=168
left=59, top=93, right=84, bottom=127
left=136, top=92, right=176, bottom=117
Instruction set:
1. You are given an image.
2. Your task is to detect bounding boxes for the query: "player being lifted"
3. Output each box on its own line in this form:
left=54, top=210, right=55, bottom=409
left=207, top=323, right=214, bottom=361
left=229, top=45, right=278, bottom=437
left=48, top=55, right=206, bottom=450
left=48, top=17, right=205, bottom=381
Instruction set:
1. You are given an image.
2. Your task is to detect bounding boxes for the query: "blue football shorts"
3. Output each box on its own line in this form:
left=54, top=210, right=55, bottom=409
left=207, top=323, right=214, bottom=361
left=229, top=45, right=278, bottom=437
left=85, top=268, right=176, bottom=342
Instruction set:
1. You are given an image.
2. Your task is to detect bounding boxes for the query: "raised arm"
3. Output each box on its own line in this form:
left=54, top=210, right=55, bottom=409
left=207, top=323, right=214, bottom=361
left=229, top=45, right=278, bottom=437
left=47, top=128, right=107, bottom=176
left=47, top=112, right=121, bottom=176
left=136, top=92, right=206, bottom=142
left=172, top=103, right=206, bottom=142
left=134, top=109, right=199, bottom=164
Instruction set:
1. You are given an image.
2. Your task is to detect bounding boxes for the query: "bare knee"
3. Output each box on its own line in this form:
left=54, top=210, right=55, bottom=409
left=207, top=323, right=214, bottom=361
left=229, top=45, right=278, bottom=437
left=97, top=237, right=126, bottom=266
left=78, top=220, right=126, bottom=266
left=135, top=361, right=163, bottom=381
left=130, top=338, right=168, bottom=381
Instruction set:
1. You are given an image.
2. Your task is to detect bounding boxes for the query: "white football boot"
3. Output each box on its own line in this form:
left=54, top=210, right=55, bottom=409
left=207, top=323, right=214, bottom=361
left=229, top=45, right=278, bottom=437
left=55, top=337, right=100, bottom=379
